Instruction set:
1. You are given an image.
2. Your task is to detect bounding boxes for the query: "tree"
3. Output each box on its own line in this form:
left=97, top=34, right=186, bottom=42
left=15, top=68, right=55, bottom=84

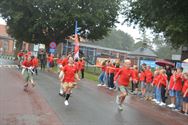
left=152, top=35, right=181, bottom=59
left=91, top=29, right=135, bottom=51
left=122, top=0, right=188, bottom=48
left=0, top=0, right=122, bottom=48
left=156, top=46, right=181, bottom=59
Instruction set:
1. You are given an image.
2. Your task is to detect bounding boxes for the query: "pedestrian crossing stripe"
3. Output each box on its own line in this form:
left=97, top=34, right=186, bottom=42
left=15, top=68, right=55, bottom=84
left=0, top=65, right=19, bottom=68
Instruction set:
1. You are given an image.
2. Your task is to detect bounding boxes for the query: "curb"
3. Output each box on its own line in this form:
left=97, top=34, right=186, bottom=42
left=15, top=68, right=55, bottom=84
left=0, top=55, right=15, bottom=60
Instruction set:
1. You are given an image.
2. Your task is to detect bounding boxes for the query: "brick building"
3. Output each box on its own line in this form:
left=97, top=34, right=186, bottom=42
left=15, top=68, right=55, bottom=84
left=0, top=24, right=15, bottom=55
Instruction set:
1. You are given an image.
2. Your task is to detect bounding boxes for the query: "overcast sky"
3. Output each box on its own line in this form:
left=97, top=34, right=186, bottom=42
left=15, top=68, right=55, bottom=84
left=0, top=17, right=153, bottom=42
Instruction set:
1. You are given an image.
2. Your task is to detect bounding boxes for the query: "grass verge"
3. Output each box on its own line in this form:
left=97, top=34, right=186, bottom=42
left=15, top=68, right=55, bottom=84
left=84, top=72, right=99, bottom=83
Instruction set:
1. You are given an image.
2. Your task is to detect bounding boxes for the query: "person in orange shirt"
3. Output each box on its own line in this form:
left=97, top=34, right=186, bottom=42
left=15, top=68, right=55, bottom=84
left=17, top=50, right=24, bottom=69
left=114, top=63, right=120, bottom=90
left=182, top=73, right=188, bottom=115
left=98, top=60, right=106, bottom=86
left=167, top=68, right=177, bottom=108
left=156, top=69, right=168, bottom=106
left=104, top=60, right=110, bottom=87
left=58, top=55, right=71, bottom=96
left=151, top=69, right=160, bottom=103
left=80, top=57, right=85, bottom=79
left=109, top=62, right=116, bottom=90
left=31, top=56, right=39, bottom=75
left=132, top=65, right=139, bottom=95
left=114, top=59, right=133, bottom=111
left=21, top=56, right=35, bottom=91
left=140, top=67, right=146, bottom=97
left=61, top=57, right=80, bottom=106
left=47, top=53, right=54, bottom=71
left=173, top=67, right=183, bottom=111
left=145, top=66, right=153, bottom=100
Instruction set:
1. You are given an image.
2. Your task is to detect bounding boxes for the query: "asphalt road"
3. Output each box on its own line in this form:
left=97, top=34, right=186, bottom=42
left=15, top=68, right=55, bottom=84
left=35, top=72, right=188, bottom=125
left=0, top=58, right=188, bottom=125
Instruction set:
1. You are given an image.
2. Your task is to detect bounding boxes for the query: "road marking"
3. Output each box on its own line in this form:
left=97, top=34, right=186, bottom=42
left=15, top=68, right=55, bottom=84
left=0, top=65, right=19, bottom=68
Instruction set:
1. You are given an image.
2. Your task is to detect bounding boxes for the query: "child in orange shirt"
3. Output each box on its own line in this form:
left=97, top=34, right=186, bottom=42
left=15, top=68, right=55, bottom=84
left=182, top=73, right=188, bottom=115
left=151, top=69, right=160, bottom=103
left=145, top=66, right=153, bottom=100
left=156, top=69, right=168, bottom=106
left=167, top=68, right=177, bottom=108
left=132, top=65, right=139, bottom=95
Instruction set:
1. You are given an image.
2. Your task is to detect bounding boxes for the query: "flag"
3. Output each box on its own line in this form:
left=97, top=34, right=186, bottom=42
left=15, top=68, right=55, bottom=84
left=74, top=18, right=79, bottom=60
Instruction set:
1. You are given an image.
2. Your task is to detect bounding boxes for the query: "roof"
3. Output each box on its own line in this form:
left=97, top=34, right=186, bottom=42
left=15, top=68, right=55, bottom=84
left=0, top=35, right=13, bottom=40
left=70, top=41, right=130, bottom=54
left=129, top=47, right=157, bottom=57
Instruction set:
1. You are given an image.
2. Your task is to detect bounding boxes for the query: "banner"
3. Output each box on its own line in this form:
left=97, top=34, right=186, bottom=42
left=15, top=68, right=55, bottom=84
left=74, top=18, right=79, bottom=59
left=96, top=57, right=120, bottom=67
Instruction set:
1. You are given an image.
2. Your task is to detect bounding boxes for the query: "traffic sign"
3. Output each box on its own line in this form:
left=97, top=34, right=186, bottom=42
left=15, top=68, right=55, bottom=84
left=49, top=48, right=56, bottom=54
left=49, top=42, right=57, bottom=49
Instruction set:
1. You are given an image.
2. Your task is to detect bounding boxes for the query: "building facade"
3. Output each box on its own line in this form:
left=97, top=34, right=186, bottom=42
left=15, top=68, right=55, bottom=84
left=61, top=40, right=157, bottom=66
left=0, top=25, right=15, bottom=55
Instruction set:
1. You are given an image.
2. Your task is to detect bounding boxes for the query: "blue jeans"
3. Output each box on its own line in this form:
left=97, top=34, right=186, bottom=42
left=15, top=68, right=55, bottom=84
left=98, top=71, right=105, bottom=84
left=103, top=73, right=109, bottom=86
left=175, top=91, right=181, bottom=110
left=109, top=73, right=114, bottom=88
left=156, top=87, right=161, bottom=102
left=153, top=86, right=157, bottom=99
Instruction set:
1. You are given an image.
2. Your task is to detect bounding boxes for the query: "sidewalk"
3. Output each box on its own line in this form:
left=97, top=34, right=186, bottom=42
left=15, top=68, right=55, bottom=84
left=0, top=68, right=62, bottom=125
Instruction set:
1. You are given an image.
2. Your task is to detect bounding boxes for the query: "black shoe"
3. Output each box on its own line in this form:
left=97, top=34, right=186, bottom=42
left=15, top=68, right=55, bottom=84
left=59, top=93, right=63, bottom=96
left=63, top=93, right=66, bottom=97
left=24, top=83, right=28, bottom=87
left=32, top=84, right=35, bottom=88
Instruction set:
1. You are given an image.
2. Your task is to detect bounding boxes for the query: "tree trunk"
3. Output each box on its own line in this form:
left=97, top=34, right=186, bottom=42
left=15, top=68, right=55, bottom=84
left=14, top=41, right=23, bottom=59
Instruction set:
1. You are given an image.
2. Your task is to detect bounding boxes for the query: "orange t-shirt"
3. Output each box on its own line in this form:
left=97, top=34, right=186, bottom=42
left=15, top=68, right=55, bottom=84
left=32, top=58, right=39, bottom=67
left=158, top=74, right=167, bottom=87
left=169, top=75, right=175, bottom=90
left=132, top=69, right=139, bottom=81
left=139, top=71, right=145, bottom=82
left=182, top=80, right=188, bottom=97
left=105, top=66, right=110, bottom=74
left=109, top=65, right=115, bottom=74
left=114, top=67, right=133, bottom=87
left=145, top=70, right=153, bottom=84
left=22, top=60, right=33, bottom=67
left=80, top=60, right=85, bottom=70
left=63, top=64, right=78, bottom=82
left=174, top=73, right=183, bottom=91
left=47, top=56, right=53, bottom=63
left=153, top=75, right=160, bottom=86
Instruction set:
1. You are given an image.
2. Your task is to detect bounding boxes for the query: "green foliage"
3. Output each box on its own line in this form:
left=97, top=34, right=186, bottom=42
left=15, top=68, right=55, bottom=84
left=0, top=0, right=122, bottom=46
left=122, top=0, right=188, bottom=48
left=156, top=46, right=181, bottom=59
left=91, top=29, right=135, bottom=51
left=152, top=36, right=181, bottom=59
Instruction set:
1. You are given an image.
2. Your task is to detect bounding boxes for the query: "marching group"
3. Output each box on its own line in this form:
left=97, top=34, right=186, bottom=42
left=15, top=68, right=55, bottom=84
left=17, top=50, right=188, bottom=114
left=17, top=50, right=85, bottom=106
left=97, top=59, right=188, bottom=114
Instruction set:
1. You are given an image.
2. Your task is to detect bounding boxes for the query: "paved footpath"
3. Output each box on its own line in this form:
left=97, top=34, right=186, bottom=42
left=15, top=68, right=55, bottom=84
left=0, top=67, right=62, bottom=125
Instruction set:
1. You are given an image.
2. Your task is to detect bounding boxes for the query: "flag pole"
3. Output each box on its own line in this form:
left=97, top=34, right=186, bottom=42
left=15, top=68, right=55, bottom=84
left=74, top=17, right=80, bottom=60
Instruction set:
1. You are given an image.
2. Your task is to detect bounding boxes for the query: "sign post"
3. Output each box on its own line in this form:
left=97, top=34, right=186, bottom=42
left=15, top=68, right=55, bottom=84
left=49, top=41, right=57, bottom=54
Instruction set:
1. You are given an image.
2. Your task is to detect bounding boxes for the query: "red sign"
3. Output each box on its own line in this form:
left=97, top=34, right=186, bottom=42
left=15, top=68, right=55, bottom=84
left=49, top=42, right=57, bottom=49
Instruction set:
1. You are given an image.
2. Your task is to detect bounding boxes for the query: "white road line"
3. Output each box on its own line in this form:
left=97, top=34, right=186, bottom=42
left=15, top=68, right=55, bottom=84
left=0, top=65, right=19, bottom=68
